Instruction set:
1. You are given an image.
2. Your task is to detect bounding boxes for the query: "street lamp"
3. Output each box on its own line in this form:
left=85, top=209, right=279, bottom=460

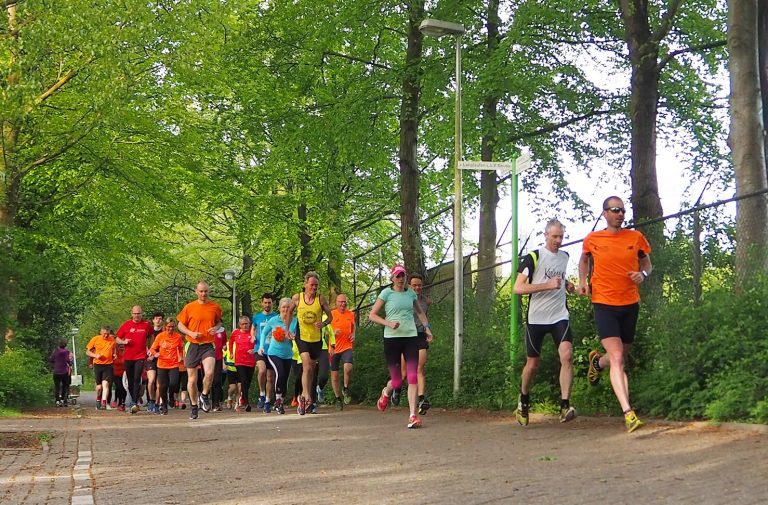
left=420, top=17, right=465, bottom=397
left=223, top=269, right=237, bottom=331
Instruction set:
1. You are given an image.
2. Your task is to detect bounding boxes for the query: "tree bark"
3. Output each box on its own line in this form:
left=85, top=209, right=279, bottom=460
left=729, top=0, right=768, bottom=286
left=618, top=0, right=666, bottom=230
left=240, top=253, right=254, bottom=317
left=758, top=0, right=768, bottom=174
left=476, top=0, right=501, bottom=307
left=398, top=0, right=426, bottom=280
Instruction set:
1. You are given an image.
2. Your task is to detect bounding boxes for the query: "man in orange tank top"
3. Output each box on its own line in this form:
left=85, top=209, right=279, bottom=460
left=577, top=196, right=652, bottom=433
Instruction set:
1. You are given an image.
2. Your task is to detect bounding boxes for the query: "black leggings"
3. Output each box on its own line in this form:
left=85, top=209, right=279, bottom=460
left=124, top=359, right=145, bottom=405
left=236, top=365, right=255, bottom=405
left=268, top=356, right=293, bottom=397
left=212, top=359, right=224, bottom=407
left=114, top=375, right=127, bottom=406
left=157, top=367, right=180, bottom=409
left=316, top=348, right=330, bottom=389
left=53, top=373, right=70, bottom=402
left=292, top=362, right=303, bottom=399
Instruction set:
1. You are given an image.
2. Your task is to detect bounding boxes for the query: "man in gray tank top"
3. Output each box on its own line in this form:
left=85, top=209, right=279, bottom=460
left=512, top=219, right=577, bottom=426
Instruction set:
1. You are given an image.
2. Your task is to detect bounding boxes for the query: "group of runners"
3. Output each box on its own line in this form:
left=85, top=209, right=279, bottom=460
left=83, top=269, right=435, bottom=428
left=80, top=194, right=651, bottom=432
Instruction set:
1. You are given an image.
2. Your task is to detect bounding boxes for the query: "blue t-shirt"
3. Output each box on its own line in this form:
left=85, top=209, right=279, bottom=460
left=378, top=287, right=418, bottom=338
left=260, top=316, right=297, bottom=360
left=252, top=311, right=277, bottom=351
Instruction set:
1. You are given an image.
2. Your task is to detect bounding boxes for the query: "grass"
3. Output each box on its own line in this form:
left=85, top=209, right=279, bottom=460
left=0, top=406, right=22, bottom=417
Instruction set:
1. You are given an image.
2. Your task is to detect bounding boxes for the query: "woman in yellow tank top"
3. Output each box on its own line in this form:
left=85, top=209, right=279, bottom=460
left=291, top=271, right=333, bottom=415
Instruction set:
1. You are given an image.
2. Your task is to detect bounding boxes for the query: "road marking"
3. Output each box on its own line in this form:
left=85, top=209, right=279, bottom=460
left=71, top=449, right=94, bottom=505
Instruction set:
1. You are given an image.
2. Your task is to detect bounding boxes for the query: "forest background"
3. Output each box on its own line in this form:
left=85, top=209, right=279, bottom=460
left=2, top=0, right=767, bottom=423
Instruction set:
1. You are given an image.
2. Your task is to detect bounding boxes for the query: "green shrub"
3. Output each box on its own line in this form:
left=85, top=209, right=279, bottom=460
left=0, top=348, right=50, bottom=408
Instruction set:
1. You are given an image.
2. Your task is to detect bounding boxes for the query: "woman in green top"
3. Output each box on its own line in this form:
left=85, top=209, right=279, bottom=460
left=368, top=264, right=433, bottom=429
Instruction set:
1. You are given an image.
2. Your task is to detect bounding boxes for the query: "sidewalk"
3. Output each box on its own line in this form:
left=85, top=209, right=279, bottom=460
left=1, top=392, right=767, bottom=505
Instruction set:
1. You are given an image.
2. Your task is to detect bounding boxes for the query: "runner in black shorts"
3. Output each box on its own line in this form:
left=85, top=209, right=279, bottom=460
left=513, top=219, right=577, bottom=425
left=578, top=196, right=652, bottom=433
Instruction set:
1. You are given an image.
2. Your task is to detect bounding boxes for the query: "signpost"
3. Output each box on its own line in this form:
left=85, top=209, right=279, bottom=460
left=459, top=153, right=532, bottom=366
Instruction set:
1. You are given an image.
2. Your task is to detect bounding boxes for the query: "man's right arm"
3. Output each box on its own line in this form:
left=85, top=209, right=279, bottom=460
left=577, top=253, right=591, bottom=296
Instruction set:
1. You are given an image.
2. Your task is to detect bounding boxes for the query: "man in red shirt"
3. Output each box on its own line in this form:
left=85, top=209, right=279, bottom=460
left=116, top=306, right=153, bottom=414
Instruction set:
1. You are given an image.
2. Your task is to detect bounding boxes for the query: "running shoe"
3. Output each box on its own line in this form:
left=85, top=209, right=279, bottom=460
left=175, top=400, right=180, bottom=409
left=257, top=395, right=266, bottom=409
left=515, top=395, right=529, bottom=426
left=587, top=350, right=602, bottom=386
left=275, top=398, right=285, bottom=415
left=625, top=410, right=644, bottom=433
left=213, top=404, right=222, bottom=412
left=95, top=403, right=102, bottom=411
left=335, top=397, right=344, bottom=411
left=308, top=403, right=318, bottom=414
left=297, top=396, right=306, bottom=416
left=180, top=402, right=187, bottom=410
left=316, top=386, right=325, bottom=404
left=110, top=401, right=118, bottom=408
left=263, top=401, right=272, bottom=414
left=130, top=404, right=139, bottom=414
left=559, top=406, right=577, bottom=423
left=190, top=406, right=199, bottom=420
left=105, top=404, right=113, bottom=411
left=161, top=408, right=168, bottom=416
left=118, top=405, right=125, bottom=412
left=377, top=388, right=390, bottom=412
left=391, top=387, right=401, bottom=407
left=291, top=396, right=299, bottom=408
left=245, top=403, right=252, bottom=412
left=342, top=388, right=352, bottom=405
left=407, top=415, right=422, bottom=429
left=418, top=397, right=431, bottom=416
left=200, top=393, right=212, bottom=412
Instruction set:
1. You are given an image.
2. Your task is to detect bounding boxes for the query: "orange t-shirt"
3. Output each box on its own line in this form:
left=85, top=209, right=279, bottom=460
left=330, top=309, right=355, bottom=354
left=150, top=331, right=184, bottom=369
left=177, top=300, right=222, bottom=344
left=583, top=228, right=651, bottom=306
left=86, top=335, right=116, bottom=365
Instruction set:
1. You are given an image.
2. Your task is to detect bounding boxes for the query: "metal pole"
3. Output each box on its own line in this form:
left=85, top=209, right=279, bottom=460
left=453, top=35, right=463, bottom=397
left=71, top=329, right=78, bottom=377
left=232, top=283, right=237, bottom=331
left=510, top=161, right=519, bottom=365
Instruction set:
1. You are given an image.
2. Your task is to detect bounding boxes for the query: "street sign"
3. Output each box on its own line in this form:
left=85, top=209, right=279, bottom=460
left=515, top=153, right=532, bottom=174
left=458, top=160, right=513, bottom=172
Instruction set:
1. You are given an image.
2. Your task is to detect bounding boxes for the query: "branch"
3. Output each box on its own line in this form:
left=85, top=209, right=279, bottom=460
left=652, top=0, right=684, bottom=43
left=657, top=40, right=727, bottom=72
left=506, top=107, right=616, bottom=143
left=322, top=50, right=390, bottom=70
left=18, top=120, right=98, bottom=177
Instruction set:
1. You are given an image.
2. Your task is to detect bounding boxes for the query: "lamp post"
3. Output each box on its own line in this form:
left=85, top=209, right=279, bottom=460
left=223, top=269, right=237, bottom=331
left=71, top=327, right=79, bottom=377
left=419, top=18, right=465, bottom=397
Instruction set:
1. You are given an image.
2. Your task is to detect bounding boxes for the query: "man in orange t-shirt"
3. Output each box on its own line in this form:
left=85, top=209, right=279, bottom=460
left=578, top=196, right=652, bottom=433
left=177, top=280, right=222, bottom=420
left=329, top=294, right=356, bottom=406
left=86, top=326, right=116, bottom=410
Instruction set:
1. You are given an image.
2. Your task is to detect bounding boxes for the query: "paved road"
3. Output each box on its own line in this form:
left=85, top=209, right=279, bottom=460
left=1, top=392, right=766, bottom=505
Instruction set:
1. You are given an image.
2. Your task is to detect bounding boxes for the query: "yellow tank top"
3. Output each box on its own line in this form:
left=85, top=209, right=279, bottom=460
left=297, top=293, right=322, bottom=342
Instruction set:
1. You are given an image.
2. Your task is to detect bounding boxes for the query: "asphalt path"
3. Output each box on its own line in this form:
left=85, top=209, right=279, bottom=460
left=1, top=391, right=766, bottom=505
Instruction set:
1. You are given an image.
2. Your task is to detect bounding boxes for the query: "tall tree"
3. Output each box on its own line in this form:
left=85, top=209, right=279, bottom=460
left=728, top=0, right=768, bottom=283
left=399, top=0, right=427, bottom=279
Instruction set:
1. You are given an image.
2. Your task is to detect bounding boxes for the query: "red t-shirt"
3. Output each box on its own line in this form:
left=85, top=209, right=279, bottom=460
left=115, top=320, right=153, bottom=361
left=213, top=327, right=228, bottom=360
left=228, top=329, right=255, bottom=367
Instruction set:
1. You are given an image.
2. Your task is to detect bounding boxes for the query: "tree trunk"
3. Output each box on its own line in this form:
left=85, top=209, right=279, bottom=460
left=758, top=0, right=768, bottom=174
left=729, top=0, right=768, bottom=286
left=240, top=253, right=254, bottom=317
left=297, top=201, right=312, bottom=273
left=476, top=0, right=501, bottom=308
left=327, top=255, right=342, bottom=302
left=618, top=0, right=665, bottom=230
left=399, top=0, right=426, bottom=280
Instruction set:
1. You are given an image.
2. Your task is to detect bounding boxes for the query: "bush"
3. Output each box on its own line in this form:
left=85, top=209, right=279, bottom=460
left=0, top=348, right=51, bottom=408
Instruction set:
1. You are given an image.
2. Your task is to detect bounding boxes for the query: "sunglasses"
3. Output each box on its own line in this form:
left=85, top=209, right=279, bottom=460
left=394, top=272, right=405, bottom=278
left=605, top=207, right=626, bottom=214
